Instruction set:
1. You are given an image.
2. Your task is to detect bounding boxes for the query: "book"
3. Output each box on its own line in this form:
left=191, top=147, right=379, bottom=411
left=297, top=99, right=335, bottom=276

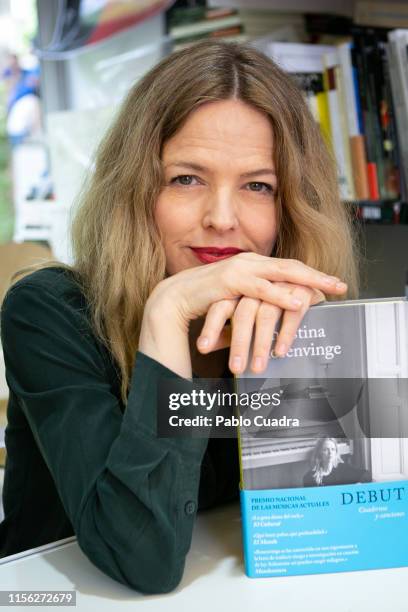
left=387, top=30, right=408, bottom=203
left=337, top=41, right=370, bottom=200
left=167, top=5, right=246, bottom=50
left=351, top=29, right=383, bottom=201
left=323, top=50, right=355, bottom=201
left=170, top=12, right=243, bottom=41
left=375, top=40, right=401, bottom=200
left=350, top=135, right=370, bottom=200
left=235, top=297, right=408, bottom=578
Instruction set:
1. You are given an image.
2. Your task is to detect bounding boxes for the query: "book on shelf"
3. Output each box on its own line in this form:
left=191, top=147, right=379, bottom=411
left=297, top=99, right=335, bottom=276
left=351, top=30, right=381, bottom=200
left=351, top=27, right=402, bottom=202
left=387, top=29, right=408, bottom=203
left=337, top=41, right=370, bottom=200
left=170, top=13, right=242, bottom=39
left=322, top=50, right=355, bottom=201
left=235, top=296, right=408, bottom=578
left=260, top=33, right=403, bottom=207
left=168, top=6, right=247, bottom=49
left=341, top=28, right=401, bottom=204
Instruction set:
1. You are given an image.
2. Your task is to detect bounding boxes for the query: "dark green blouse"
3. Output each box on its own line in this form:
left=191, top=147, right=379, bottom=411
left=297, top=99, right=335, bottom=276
left=0, top=267, right=239, bottom=593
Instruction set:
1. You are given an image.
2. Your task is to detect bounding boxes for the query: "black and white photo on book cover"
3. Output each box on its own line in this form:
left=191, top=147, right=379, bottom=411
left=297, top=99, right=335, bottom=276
left=235, top=298, right=408, bottom=492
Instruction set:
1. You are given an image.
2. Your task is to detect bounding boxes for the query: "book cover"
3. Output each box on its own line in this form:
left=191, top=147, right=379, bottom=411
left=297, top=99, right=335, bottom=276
left=235, top=297, right=408, bottom=578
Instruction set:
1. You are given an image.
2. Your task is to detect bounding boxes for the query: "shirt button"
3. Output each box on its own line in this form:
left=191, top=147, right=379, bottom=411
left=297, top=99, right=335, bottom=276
left=184, top=500, right=196, bottom=516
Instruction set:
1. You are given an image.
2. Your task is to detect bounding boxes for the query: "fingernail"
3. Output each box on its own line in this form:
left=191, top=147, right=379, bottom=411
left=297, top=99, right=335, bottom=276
left=253, top=357, right=263, bottom=371
left=197, top=336, right=209, bottom=348
left=292, top=298, right=303, bottom=307
left=231, top=356, right=242, bottom=371
left=335, top=281, right=347, bottom=290
left=275, top=343, right=287, bottom=357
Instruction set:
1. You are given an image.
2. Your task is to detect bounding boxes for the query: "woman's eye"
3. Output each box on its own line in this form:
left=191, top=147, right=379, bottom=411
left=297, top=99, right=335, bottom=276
left=246, top=181, right=274, bottom=194
left=167, top=176, right=274, bottom=192
left=170, top=175, right=199, bottom=186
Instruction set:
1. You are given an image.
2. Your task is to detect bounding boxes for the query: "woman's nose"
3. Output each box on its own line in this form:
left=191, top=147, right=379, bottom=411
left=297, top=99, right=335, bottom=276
left=201, top=188, right=239, bottom=232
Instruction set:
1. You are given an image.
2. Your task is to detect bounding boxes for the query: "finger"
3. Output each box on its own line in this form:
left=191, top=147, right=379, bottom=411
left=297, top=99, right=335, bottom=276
left=235, top=254, right=348, bottom=296
left=271, top=282, right=326, bottom=307
left=273, top=288, right=313, bottom=357
left=197, top=299, right=238, bottom=353
left=310, top=288, right=326, bottom=306
left=236, top=276, right=307, bottom=312
left=207, top=324, right=231, bottom=352
left=272, top=284, right=326, bottom=305
left=229, top=297, right=260, bottom=374
left=250, top=302, right=282, bottom=373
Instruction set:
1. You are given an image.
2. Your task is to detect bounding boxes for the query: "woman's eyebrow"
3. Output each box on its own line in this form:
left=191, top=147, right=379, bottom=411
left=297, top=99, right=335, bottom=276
left=165, top=161, right=276, bottom=177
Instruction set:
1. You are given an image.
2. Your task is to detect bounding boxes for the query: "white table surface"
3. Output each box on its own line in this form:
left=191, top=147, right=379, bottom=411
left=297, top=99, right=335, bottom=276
left=0, top=501, right=407, bottom=612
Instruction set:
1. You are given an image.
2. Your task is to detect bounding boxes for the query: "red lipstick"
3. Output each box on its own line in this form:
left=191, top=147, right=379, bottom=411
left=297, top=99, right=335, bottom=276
left=190, top=247, right=244, bottom=264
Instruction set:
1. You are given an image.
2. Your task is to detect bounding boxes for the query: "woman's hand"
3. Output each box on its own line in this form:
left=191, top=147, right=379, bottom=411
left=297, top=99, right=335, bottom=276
left=197, top=283, right=326, bottom=374
left=139, top=252, right=346, bottom=378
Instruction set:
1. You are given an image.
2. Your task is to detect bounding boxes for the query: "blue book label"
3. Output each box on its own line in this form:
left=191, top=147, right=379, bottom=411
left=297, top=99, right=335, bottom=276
left=240, top=480, right=408, bottom=577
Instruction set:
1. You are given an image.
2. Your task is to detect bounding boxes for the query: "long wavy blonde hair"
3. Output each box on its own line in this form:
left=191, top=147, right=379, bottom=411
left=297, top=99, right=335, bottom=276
left=12, top=40, right=359, bottom=404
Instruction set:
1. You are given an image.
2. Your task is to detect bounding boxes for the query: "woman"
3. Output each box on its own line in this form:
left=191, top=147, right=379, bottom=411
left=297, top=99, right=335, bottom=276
left=0, top=40, right=357, bottom=592
left=303, top=438, right=371, bottom=487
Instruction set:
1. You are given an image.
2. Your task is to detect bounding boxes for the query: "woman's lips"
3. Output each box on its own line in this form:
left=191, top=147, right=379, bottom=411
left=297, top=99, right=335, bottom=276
left=190, top=247, right=244, bottom=264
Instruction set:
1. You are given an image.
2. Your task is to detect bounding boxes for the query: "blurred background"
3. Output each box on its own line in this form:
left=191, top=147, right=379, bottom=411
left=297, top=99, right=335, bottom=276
left=1, top=0, right=408, bottom=517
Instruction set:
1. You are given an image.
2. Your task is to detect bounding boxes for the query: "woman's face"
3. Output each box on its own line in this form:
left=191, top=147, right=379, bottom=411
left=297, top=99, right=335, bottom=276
left=320, top=440, right=337, bottom=463
left=155, top=99, right=278, bottom=275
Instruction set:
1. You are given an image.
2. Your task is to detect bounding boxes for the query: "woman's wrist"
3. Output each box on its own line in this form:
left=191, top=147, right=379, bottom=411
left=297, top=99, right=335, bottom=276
left=139, top=297, right=192, bottom=379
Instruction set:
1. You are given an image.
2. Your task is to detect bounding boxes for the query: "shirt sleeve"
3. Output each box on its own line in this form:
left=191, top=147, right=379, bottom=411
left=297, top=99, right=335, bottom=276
left=0, top=281, right=209, bottom=594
